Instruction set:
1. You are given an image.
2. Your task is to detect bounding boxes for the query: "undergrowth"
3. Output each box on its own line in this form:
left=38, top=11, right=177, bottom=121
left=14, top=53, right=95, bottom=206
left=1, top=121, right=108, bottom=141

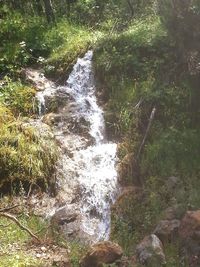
left=94, top=12, right=200, bottom=266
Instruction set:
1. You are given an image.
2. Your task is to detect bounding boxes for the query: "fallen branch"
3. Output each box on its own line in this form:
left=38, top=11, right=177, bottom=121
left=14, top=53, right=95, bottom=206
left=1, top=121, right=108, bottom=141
left=136, top=107, right=156, bottom=162
left=0, top=204, right=19, bottom=213
left=0, top=212, right=40, bottom=241
left=131, top=107, right=156, bottom=186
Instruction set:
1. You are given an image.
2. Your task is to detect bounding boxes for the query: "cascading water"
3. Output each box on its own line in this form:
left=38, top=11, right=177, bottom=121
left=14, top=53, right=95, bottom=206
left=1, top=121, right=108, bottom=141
left=36, top=51, right=119, bottom=242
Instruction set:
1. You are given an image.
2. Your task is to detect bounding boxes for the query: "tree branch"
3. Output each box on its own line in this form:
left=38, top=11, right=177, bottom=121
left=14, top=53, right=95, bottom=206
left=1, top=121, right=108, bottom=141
left=0, top=212, right=40, bottom=241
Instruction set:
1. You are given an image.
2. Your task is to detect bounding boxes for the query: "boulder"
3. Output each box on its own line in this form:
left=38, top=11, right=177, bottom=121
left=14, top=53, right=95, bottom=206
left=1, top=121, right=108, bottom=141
left=165, top=176, right=180, bottom=191
left=179, top=210, right=200, bottom=241
left=153, top=219, right=180, bottom=243
left=136, top=234, right=166, bottom=266
left=23, top=68, right=55, bottom=91
left=161, top=205, right=184, bottom=221
left=51, top=205, right=79, bottom=226
left=179, top=210, right=200, bottom=266
left=80, top=241, right=123, bottom=267
left=51, top=205, right=80, bottom=238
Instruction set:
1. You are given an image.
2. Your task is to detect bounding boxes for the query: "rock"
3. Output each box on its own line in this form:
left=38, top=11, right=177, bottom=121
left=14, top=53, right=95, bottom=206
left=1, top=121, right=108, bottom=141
left=161, top=205, right=184, bottom=220
left=23, top=68, right=55, bottom=91
left=51, top=204, right=82, bottom=239
left=179, top=210, right=200, bottom=241
left=43, top=112, right=62, bottom=126
left=112, top=186, right=142, bottom=216
left=165, top=176, right=180, bottom=191
left=44, top=89, right=72, bottom=113
left=80, top=241, right=123, bottom=267
left=153, top=219, right=180, bottom=243
left=51, top=205, right=79, bottom=226
left=179, top=210, right=200, bottom=266
left=136, top=234, right=166, bottom=266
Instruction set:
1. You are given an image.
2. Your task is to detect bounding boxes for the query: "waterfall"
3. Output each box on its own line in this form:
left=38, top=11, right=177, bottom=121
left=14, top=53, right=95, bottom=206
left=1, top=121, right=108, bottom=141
left=36, top=51, right=119, bottom=242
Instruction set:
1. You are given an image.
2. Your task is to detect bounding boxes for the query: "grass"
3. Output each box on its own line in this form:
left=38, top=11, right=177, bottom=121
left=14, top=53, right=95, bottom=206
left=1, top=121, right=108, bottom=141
left=94, top=11, right=200, bottom=266
left=44, top=20, right=103, bottom=80
left=0, top=78, right=37, bottom=116
left=0, top=213, right=48, bottom=267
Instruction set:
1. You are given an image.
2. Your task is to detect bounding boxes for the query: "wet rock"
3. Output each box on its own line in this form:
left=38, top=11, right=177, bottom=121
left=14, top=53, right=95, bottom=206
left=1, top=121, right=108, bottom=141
left=51, top=205, right=79, bottom=226
left=80, top=241, right=123, bottom=267
left=23, top=68, right=55, bottom=91
left=179, top=210, right=200, bottom=263
left=112, top=186, right=142, bottom=215
left=153, top=219, right=180, bottom=243
left=43, top=112, right=62, bottom=126
left=44, top=89, right=72, bottom=113
left=51, top=204, right=81, bottom=238
left=136, top=234, right=166, bottom=266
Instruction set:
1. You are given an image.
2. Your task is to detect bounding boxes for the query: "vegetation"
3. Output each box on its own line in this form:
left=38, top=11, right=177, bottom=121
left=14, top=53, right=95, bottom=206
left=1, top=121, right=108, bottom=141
left=0, top=0, right=200, bottom=266
left=93, top=0, right=200, bottom=265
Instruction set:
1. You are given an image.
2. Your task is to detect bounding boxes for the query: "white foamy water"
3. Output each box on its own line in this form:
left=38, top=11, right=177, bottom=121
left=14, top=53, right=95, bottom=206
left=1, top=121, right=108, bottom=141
left=37, top=51, right=118, bottom=242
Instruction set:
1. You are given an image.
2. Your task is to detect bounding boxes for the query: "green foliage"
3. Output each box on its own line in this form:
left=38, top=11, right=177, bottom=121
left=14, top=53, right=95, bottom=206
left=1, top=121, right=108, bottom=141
left=69, top=241, right=88, bottom=267
left=142, top=128, right=200, bottom=177
left=0, top=7, right=47, bottom=73
left=94, top=15, right=168, bottom=137
left=44, top=20, right=102, bottom=79
left=0, top=5, right=103, bottom=79
left=95, top=6, right=200, bottom=265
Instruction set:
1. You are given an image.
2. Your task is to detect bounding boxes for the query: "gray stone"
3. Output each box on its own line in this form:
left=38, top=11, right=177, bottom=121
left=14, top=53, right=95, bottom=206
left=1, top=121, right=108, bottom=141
left=153, top=219, right=180, bottom=243
left=136, top=234, right=166, bottom=266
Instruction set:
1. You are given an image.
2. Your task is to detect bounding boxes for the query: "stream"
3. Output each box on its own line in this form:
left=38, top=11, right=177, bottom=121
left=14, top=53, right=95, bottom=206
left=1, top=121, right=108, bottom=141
left=36, top=51, right=119, bottom=242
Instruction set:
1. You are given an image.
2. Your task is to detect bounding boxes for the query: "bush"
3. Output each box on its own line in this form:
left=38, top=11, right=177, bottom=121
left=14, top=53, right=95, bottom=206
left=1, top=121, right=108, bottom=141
left=0, top=7, right=47, bottom=74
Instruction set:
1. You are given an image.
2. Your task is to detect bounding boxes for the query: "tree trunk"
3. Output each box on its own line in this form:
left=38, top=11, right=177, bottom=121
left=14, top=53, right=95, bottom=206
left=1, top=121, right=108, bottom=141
left=43, top=0, right=55, bottom=23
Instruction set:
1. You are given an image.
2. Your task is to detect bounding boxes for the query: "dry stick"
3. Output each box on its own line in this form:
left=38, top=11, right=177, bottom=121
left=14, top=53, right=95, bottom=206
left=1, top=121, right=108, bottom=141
left=0, top=204, right=19, bottom=213
left=136, top=107, right=156, bottom=162
left=134, top=107, right=156, bottom=186
left=0, top=212, right=40, bottom=241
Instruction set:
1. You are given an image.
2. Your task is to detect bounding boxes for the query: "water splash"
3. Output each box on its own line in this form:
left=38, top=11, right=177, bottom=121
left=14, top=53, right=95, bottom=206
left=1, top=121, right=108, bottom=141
left=36, top=51, right=119, bottom=242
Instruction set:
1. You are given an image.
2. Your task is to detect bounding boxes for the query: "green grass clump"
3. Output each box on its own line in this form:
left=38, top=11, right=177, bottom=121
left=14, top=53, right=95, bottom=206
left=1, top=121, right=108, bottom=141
left=94, top=15, right=169, bottom=137
left=0, top=103, right=58, bottom=192
left=44, top=20, right=103, bottom=80
left=0, top=78, right=37, bottom=116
